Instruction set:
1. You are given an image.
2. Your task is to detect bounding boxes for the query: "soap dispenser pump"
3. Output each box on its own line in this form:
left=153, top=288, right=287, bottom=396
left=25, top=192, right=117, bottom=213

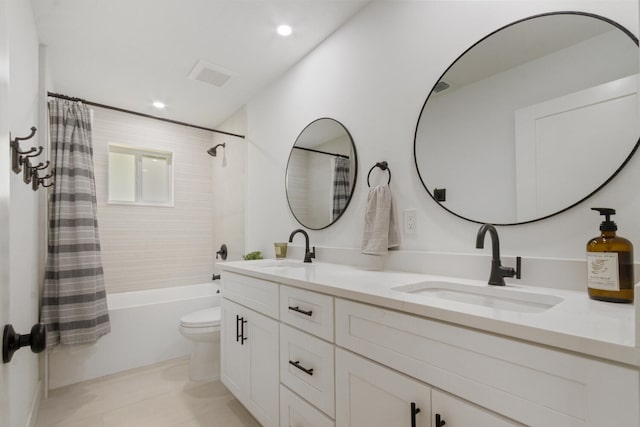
left=586, top=208, right=634, bottom=303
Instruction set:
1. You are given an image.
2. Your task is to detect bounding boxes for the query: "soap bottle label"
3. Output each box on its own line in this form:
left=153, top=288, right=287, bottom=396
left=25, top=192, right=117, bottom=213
left=586, top=252, right=620, bottom=291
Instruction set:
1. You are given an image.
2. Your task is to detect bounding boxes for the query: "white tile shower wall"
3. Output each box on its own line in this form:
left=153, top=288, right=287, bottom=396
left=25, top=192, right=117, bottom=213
left=211, top=107, right=247, bottom=264
left=92, top=107, right=215, bottom=294
left=245, top=0, right=640, bottom=265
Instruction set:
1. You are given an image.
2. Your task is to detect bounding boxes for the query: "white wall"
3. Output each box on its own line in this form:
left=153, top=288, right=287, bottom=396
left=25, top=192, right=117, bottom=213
left=8, top=0, right=42, bottom=425
left=245, top=0, right=640, bottom=266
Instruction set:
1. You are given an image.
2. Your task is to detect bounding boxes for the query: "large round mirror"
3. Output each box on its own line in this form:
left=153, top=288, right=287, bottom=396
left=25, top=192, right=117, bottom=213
left=286, top=118, right=357, bottom=229
left=415, top=12, right=639, bottom=225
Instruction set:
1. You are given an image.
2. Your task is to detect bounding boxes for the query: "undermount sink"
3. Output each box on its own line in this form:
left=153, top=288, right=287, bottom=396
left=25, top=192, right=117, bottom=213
left=393, top=281, right=563, bottom=313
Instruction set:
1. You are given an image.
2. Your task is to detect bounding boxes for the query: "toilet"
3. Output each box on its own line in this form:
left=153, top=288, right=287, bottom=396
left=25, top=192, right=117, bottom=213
left=179, top=306, right=221, bottom=382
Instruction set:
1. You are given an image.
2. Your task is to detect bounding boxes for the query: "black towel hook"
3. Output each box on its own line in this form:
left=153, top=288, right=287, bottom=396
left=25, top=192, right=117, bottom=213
left=10, top=127, right=38, bottom=174
left=367, top=161, right=391, bottom=187
left=9, top=126, right=54, bottom=191
left=23, top=146, right=44, bottom=160
left=32, top=159, right=49, bottom=170
left=34, top=170, right=54, bottom=191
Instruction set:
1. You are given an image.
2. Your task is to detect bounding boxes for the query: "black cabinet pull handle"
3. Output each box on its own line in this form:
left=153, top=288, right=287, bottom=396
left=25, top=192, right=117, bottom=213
left=240, top=318, right=247, bottom=345
left=288, top=306, right=313, bottom=316
left=289, top=360, right=314, bottom=376
left=235, top=315, right=241, bottom=343
left=410, top=402, right=421, bottom=427
left=236, top=315, right=247, bottom=344
left=435, top=413, right=446, bottom=426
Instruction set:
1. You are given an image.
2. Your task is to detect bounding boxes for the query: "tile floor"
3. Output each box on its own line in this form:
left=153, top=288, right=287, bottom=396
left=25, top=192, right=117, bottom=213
left=35, top=357, right=260, bottom=427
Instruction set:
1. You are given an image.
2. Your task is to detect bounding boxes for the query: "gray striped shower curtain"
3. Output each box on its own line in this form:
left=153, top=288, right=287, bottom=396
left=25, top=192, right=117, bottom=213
left=332, top=157, right=350, bottom=221
left=41, top=100, right=110, bottom=347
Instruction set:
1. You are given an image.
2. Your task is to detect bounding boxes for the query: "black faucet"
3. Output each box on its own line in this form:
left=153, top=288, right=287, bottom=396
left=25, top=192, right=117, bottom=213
left=475, top=224, right=521, bottom=286
left=288, top=229, right=316, bottom=263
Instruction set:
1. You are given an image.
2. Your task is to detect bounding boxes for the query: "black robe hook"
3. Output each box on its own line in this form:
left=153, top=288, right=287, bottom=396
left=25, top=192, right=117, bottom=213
left=10, top=127, right=38, bottom=174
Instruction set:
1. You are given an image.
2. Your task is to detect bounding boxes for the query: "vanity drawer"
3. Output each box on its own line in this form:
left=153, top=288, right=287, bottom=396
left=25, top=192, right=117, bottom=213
left=280, top=324, right=335, bottom=418
left=280, top=385, right=335, bottom=427
left=221, top=271, right=279, bottom=319
left=280, top=285, right=334, bottom=342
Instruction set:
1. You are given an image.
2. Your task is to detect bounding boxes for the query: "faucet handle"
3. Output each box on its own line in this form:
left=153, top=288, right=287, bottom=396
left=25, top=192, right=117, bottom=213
left=216, top=244, right=228, bottom=261
left=303, top=246, right=316, bottom=263
left=515, top=256, right=521, bottom=279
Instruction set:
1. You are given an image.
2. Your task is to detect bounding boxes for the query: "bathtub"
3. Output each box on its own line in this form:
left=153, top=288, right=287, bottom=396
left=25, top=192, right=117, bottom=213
left=48, top=283, right=220, bottom=390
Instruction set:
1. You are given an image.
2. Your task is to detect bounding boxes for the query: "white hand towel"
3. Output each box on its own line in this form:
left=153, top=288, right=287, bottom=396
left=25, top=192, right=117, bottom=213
left=361, top=184, right=401, bottom=255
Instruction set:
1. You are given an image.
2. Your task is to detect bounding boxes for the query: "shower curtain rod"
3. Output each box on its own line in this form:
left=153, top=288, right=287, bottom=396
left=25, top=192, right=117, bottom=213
left=47, top=92, right=245, bottom=139
left=294, top=146, right=349, bottom=159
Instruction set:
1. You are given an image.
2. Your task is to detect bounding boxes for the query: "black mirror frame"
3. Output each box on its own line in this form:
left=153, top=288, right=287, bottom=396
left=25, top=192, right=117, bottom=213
left=413, top=11, right=640, bottom=226
left=285, top=117, right=358, bottom=230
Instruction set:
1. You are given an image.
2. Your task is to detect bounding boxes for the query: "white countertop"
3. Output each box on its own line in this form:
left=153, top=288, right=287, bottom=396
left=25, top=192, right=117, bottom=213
left=219, top=259, right=640, bottom=367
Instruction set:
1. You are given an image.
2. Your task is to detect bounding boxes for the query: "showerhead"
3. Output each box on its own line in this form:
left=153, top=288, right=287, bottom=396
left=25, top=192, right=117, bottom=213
left=207, top=143, right=226, bottom=157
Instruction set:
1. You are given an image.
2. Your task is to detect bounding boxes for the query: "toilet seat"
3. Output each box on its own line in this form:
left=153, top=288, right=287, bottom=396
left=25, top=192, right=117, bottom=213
left=180, top=307, right=221, bottom=328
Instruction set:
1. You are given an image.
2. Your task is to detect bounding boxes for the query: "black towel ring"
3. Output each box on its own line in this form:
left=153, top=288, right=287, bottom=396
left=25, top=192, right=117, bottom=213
left=367, top=161, right=391, bottom=187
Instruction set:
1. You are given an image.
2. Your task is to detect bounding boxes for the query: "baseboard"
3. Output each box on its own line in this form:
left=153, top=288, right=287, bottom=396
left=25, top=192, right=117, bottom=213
left=26, top=380, right=41, bottom=427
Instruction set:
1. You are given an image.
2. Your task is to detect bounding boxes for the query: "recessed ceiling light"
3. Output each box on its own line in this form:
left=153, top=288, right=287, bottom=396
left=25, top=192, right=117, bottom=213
left=153, top=101, right=165, bottom=109
left=277, top=25, right=292, bottom=37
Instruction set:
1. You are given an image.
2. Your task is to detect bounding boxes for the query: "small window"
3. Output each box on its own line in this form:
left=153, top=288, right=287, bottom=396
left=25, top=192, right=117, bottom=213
left=108, top=144, right=173, bottom=206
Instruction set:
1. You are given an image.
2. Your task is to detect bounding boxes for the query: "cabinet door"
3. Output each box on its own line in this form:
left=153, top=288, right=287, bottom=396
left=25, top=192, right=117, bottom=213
left=431, top=389, right=522, bottom=427
left=221, top=298, right=280, bottom=427
left=221, top=298, right=250, bottom=399
left=246, top=306, right=280, bottom=427
left=335, top=348, right=430, bottom=427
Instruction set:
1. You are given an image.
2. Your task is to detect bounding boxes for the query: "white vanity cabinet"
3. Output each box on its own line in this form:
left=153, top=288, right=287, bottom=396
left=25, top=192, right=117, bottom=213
left=221, top=273, right=280, bottom=427
left=335, top=298, right=640, bottom=426
left=335, top=347, right=518, bottom=427
left=220, top=264, right=640, bottom=427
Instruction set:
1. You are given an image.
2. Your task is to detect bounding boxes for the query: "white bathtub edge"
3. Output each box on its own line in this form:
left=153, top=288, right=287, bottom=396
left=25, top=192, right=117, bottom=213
left=48, top=283, right=219, bottom=390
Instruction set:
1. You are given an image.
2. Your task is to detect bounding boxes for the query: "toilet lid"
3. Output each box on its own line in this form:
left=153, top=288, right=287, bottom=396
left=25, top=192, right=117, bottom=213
left=180, top=307, right=221, bottom=328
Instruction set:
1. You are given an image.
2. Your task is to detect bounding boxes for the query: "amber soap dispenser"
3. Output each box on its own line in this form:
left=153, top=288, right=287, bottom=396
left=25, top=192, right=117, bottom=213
left=586, top=208, right=634, bottom=303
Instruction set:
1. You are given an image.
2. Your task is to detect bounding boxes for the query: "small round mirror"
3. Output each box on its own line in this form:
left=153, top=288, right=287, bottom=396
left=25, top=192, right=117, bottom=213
left=286, top=118, right=357, bottom=229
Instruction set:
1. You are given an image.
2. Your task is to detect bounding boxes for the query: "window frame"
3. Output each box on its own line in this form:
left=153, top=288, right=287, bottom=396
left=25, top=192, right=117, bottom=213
left=107, top=143, right=175, bottom=207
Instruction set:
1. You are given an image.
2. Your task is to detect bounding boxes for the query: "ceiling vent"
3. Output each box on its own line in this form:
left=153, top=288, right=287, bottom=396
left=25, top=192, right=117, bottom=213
left=188, top=60, right=233, bottom=87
